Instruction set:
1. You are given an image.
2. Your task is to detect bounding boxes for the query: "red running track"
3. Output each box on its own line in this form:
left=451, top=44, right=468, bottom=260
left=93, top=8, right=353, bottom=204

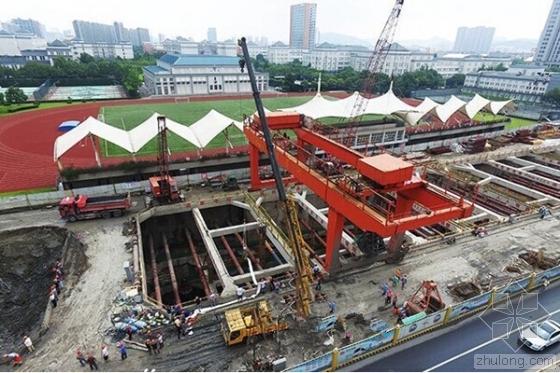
left=0, top=93, right=319, bottom=193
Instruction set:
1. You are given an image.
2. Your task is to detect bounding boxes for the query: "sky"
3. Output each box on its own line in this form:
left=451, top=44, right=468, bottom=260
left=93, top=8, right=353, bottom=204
left=0, top=0, right=554, bottom=43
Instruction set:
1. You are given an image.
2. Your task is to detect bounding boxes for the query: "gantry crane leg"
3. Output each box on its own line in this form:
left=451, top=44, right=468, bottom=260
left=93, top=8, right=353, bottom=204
left=325, top=209, right=345, bottom=271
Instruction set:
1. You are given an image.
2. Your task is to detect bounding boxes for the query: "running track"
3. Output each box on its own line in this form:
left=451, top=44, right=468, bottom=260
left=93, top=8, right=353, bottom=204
left=0, top=92, right=464, bottom=193
left=0, top=93, right=322, bottom=193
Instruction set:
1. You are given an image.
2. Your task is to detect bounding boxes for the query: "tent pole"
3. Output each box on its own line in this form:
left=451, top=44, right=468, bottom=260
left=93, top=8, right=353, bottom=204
left=57, top=159, right=63, bottom=171
left=224, top=127, right=230, bottom=155
left=132, top=152, right=137, bottom=162
left=90, top=134, right=102, bottom=167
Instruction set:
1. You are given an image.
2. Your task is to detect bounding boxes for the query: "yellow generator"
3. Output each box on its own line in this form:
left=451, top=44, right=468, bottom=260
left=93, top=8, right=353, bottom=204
left=222, top=301, right=289, bottom=346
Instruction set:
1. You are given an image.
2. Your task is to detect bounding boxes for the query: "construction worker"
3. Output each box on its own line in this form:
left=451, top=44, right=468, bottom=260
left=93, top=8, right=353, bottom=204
left=392, top=293, right=398, bottom=307
left=174, top=317, right=182, bottom=340
left=86, top=353, right=99, bottom=371
left=381, top=282, right=389, bottom=296
left=329, top=300, right=336, bottom=314
left=3, top=353, right=22, bottom=366
left=23, top=335, right=34, bottom=352
left=145, top=339, right=152, bottom=355
left=49, top=290, right=57, bottom=308
left=149, top=338, right=159, bottom=355
left=50, top=285, right=59, bottom=302
left=101, top=345, right=109, bottom=362
left=386, top=289, right=393, bottom=305
left=195, top=296, right=202, bottom=311
left=157, top=333, right=164, bottom=350
left=119, top=343, right=127, bottom=360
left=209, top=291, right=217, bottom=307
left=401, top=274, right=408, bottom=290
left=315, top=273, right=323, bottom=291
left=236, top=286, right=245, bottom=301
left=126, top=324, right=133, bottom=341
left=76, top=350, right=87, bottom=367
left=313, top=264, right=320, bottom=279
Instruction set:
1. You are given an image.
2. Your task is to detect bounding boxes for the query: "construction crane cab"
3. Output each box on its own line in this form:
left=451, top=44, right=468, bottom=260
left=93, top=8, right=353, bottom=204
left=222, top=301, right=289, bottom=346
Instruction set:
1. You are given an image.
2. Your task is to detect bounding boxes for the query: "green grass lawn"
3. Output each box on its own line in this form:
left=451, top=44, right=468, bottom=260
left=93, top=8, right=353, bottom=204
left=473, top=112, right=537, bottom=130
left=101, top=96, right=314, bottom=157
left=0, top=102, right=70, bottom=117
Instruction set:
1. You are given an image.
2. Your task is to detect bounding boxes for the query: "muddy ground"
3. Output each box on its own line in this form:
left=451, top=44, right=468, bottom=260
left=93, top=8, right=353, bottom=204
left=0, top=226, right=87, bottom=356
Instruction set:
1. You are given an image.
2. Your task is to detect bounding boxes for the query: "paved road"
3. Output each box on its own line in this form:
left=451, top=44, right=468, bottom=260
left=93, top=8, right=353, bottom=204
left=343, top=285, right=560, bottom=372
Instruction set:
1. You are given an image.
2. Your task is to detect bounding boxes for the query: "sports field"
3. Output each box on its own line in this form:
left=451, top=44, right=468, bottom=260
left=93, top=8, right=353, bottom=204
left=100, top=96, right=322, bottom=157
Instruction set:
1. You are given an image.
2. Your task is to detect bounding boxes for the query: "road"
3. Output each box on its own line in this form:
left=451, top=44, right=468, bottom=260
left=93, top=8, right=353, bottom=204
left=343, top=284, right=560, bottom=372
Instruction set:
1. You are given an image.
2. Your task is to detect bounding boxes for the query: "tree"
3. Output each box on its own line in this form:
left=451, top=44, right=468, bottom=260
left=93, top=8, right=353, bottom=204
left=0, top=92, right=4, bottom=105
left=79, top=53, right=95, bottom=64
left=446, top=73, right=466, bottom=88
left=122, top=66, right=142, bottom=97
left=542, top=88, right=560, bottom=106
left=5, top=87, right=28, bottom=104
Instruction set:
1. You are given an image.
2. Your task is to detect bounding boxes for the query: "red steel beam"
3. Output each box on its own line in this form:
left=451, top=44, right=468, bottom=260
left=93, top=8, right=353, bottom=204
left=184, top=229, right=211, bottom=297
left=148, top=235, right=163, bottom=306
left=245, top=129, right=473, bottom=237
left=161, top=234, right=182, bottom=306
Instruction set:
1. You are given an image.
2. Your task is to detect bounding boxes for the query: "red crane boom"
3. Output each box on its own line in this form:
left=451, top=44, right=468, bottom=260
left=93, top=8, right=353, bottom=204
left=341, top=0, right=405, bottom=148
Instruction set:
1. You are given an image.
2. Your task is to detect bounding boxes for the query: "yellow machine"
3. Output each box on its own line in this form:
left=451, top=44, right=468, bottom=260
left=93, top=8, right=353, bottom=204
left=222, top=301, right=289, bottom=346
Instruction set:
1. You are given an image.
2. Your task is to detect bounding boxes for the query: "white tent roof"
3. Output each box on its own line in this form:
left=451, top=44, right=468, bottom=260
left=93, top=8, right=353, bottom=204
left=165, top=117, right=203, bottom=148
left=278, top=93, right=345, bottom=118
left=128, top=113, right=163, bottom=153
left=489, top=99, right=515, bottom=115
left=432, top=95, right=467, bottom=123
left=54, top=116, right=134, bottom=160
left=364, top=88, right=417, bottom=115
left=393, top=97, right=441, bottom=126
left=188, top=109, right=243, bottom=148
left=463, top=94, right=491, bottom=119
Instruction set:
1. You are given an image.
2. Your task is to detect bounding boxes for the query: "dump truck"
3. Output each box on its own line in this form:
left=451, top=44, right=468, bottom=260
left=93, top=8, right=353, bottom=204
left=222, top=301, right=289, bottom=346
left=59, top=193, right=131, bottom=222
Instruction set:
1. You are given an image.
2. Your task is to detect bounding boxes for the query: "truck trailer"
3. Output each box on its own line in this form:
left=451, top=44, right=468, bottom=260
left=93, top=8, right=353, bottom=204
left=59, top=193, right=131, bottom=222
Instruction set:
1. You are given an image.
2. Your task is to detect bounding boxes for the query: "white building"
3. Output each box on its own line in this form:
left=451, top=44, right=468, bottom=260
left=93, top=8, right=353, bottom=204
left=464, top=66, right=551, bottom=102
left=535, top=0, right=560, bottom=66
left=425, top=53, right=512, bottom=79
left=142, top=53, right=269, bottom=96
left=0, top=30, right=47, bottom=56
left=70, top=41, right=134, bottom=60
left=268, top=42, right=304, bottom=64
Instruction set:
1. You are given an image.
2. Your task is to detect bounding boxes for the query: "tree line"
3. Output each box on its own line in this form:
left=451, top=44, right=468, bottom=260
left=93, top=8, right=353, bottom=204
left=0, top=49, right=466, bottom=105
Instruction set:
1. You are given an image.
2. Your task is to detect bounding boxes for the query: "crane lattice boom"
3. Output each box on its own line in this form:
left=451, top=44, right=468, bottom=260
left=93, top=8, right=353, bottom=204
left=341, top=0, right=404, bottom=148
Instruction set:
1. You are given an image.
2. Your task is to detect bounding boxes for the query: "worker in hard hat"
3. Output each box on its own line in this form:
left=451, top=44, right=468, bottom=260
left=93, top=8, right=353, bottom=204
left=3, top=352, right=22, bottom=366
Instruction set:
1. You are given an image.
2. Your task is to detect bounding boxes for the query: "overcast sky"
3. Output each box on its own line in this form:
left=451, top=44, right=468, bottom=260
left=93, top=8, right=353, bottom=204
left=0, top=0, right=553, bottom=43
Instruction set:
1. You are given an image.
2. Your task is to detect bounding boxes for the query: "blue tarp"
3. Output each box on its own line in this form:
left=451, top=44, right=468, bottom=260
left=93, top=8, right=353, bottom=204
left=58, top=120, right=80, bottom=132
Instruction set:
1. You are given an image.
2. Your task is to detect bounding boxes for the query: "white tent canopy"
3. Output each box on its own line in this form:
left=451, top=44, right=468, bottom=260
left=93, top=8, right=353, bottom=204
left=188, top=109, right=243, bottom=148
left=393, top=97, right=441, bottom=126
left=128, top=113, right=164, bottom=152
left=364, top=87, right=417, bottom=115
left=54, top=116, right=133, bottom=160
left=431, top=95, right=467, bottom=123
left=463, top=94, right=491, bottom=119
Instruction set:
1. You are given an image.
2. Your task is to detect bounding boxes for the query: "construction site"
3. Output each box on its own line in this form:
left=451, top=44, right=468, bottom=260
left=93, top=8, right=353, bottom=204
left=2, top=1, right=560, bottom=372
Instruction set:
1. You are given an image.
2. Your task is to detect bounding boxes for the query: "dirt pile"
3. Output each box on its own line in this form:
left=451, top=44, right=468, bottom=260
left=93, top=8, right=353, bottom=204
left=0, top=226, right=86, bottom=355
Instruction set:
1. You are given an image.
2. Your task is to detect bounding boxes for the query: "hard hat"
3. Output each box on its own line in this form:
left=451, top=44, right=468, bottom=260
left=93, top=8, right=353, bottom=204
left=101, top=345, right=105, bottom=349
left=76, top=350, right=81, bottom=354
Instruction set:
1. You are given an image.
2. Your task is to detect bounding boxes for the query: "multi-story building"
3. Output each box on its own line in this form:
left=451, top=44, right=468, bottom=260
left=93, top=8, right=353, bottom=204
left=453, top=26, right=495, bottom=53
left=349, top=43, right=434, bottom=75
left=72, top=20, right=117, bottom=44
left=426, top=53, right=512, bottom=79
left=290, top=3, right=317, bottom=50
left=464, top=65, right=552, bottom=102
left=71, top=41, right=134, bottom=60
left=142, top=54, right=269, bottom=96
left=0, top=30, right=47, bottom=56
left=11, top=18, right=46, bottom=39
left=46, top=39, right=73, bottom=61
left=268, top=42, right=305, bottom=64
left=247, top=41, right=269, bottom=60
left=207, top=28, right=217, bottom=42
left=535, top=0, right=560, bottom=66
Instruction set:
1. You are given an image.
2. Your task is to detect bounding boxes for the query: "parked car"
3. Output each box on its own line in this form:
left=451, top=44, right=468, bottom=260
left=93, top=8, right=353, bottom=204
left=519, top=320, right=560, bottom=351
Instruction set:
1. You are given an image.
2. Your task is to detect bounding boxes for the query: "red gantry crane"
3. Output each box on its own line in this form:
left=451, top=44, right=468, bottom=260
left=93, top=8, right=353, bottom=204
left=244, top=112, right=475, bottom=271
left=340, top=0, right=404, bottom=149
left=148, top=115, right=180, bottom=204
